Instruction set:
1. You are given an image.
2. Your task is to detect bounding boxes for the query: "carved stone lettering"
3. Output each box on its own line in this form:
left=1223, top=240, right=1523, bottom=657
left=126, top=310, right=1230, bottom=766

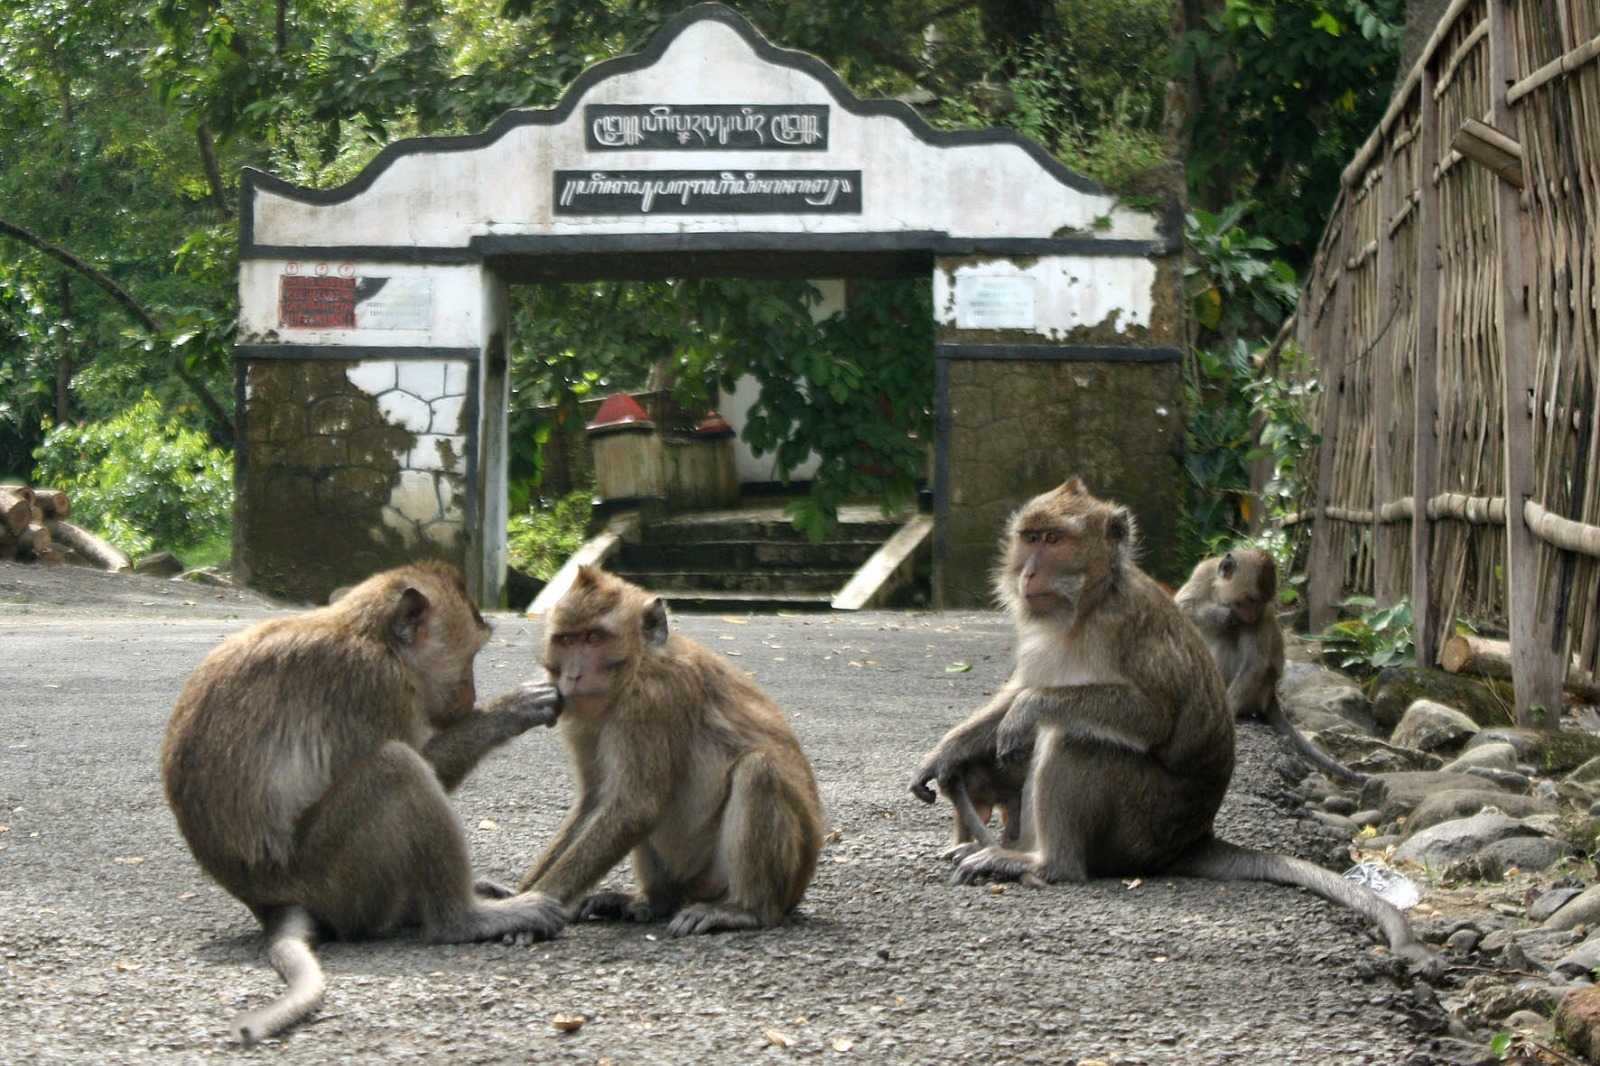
left=554, top=170, right=861, bottom=215
left=586, top=104, right=829, bottom=150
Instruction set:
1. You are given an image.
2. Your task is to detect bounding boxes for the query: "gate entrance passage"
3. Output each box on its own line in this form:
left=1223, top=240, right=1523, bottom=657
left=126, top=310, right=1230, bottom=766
left=235, top=2, right=1184, bottom=607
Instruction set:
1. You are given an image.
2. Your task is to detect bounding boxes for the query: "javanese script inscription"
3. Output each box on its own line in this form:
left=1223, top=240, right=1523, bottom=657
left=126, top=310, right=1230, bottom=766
left=586, top=104, right=828, bottom=151
left=555, top=170, right=861, bottom=215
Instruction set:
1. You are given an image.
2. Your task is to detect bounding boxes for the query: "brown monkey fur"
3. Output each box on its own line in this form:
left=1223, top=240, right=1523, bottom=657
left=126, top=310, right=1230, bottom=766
left=517, top=566, right=823, bottom=937
left=910, top=479, right=1433, bottom=973
left=1176, top=549, right=1367, bottom=784
left=162, top=562, right=567, bottom=1044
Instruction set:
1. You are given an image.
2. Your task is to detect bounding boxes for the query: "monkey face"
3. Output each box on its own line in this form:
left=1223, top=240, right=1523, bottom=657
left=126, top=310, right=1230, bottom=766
left=996, top=478, right=1135, bottom=618
left=544, top=566, right=672, bottom=706
left=1215, top=550, right=1276, bottom=626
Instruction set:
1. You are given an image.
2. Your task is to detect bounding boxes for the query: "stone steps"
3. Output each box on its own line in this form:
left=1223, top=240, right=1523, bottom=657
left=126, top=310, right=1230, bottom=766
left=616, top=539, right=883, bottom=571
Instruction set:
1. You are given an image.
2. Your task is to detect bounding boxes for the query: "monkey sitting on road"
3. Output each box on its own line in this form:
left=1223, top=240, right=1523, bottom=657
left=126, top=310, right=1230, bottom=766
left=910, top=479, right=1434, bottom=974
left=1176, top=548, right=1368, bottom=785
left=517, top=565, right=823, bottom=937
left=162, top=562, right=567, bottom=1045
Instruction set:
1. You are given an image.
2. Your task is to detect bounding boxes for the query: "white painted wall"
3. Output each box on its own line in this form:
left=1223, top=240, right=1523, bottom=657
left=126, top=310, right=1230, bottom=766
left=721, top=278, right=843, bottom=483
left=933, top=257, right=1159, bottom=339
left=248, top=19, right=1161, bottom=251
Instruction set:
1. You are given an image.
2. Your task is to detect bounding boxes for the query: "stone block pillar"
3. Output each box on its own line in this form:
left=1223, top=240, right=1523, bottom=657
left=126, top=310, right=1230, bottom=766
left=931, top=254, right=1187, bottom=607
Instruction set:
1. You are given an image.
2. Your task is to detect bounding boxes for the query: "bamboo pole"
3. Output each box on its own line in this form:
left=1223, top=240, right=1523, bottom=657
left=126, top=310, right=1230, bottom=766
left=1413, top=56, right=1445, bottom=669
left=1374, top=129, right=1402, bottom=605
left=1489, top=0, right=1564, bottom=724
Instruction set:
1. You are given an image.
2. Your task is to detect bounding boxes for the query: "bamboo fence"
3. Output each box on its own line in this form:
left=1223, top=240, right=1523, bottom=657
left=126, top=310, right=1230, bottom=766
left=1297, top=0, right=1600, bottom=721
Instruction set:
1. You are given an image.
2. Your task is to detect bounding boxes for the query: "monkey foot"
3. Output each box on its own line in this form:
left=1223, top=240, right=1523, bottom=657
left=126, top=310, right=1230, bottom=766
left=939, top=842, right=983, bottom=864
left=665, top=903, right=763, bottom=937
left=954, top=847, right=1044, bottom=887
left=473, top=878, right=516, bottom=900
left=577, top=891, right=657, bottom=923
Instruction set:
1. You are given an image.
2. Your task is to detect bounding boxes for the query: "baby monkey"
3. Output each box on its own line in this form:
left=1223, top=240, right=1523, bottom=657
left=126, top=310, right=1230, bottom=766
left=1176, top=548, right=1366, bottom=784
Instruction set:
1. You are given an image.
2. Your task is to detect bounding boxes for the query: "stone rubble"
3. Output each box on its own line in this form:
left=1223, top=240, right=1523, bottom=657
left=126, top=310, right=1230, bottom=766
left=1276, top=640, right=1600, bottom=1062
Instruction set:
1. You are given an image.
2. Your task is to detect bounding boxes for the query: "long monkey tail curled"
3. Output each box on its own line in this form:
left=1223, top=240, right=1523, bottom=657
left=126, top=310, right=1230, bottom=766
left=1169, top=837, right=1440, bottom=978
left=230, top=905, right=325, bottom=1045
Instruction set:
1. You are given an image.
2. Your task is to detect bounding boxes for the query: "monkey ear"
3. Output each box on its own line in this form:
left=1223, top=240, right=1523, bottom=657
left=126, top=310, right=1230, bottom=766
left=641, top=597, right=670, bottom=648
left=574, top=565, right=601, bottom=587
left=1058, top=476, right=1088, bottom=496
left=1105, top=505, right=1132, bottom=543
left=392, top=586, right=431, bottom=645
left=1219, top=552, right=1236, bottom=578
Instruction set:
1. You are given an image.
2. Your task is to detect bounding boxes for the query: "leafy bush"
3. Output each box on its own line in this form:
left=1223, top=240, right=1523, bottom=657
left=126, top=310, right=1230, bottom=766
left=507, top=490, right=594, bottom=581
left=30, top=394, right=232, bottom=558
left=1314, top=596, right=1415, bottom=672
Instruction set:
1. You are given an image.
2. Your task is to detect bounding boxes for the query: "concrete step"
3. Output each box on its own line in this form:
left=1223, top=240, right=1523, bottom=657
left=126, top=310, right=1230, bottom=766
left=610, top=567, right=855, bottom=594
left=633, top=588, right=836, bottom=612
left=640, top=506, right=906, bottom=546
left=617, top=539, right=882, bottom=571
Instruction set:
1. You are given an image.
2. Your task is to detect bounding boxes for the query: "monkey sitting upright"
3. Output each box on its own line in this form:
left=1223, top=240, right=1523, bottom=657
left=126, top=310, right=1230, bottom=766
left=910, top=479, right=1433, bottom=974
left=162, top=562, right=567, bottom=1044
left=517, top=565, right=823, bottom=936
left=1176, top=548, right=1367, bottom=784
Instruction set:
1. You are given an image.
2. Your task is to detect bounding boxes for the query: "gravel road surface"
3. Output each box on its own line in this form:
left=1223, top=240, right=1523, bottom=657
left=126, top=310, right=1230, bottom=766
left=0, top=565, right=1459, bottom=1064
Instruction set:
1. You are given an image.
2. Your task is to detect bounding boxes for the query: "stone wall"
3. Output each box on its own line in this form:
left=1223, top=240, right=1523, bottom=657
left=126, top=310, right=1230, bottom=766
left=237, top=358, right=474, bottom=603
left=939, top=357, right=1186, bottom=606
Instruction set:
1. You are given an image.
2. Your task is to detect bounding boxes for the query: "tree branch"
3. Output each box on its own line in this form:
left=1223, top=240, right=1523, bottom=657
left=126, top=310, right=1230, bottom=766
left=196, top=122, right=233, bottom=218
left=0, top=216, right=236, bottom=446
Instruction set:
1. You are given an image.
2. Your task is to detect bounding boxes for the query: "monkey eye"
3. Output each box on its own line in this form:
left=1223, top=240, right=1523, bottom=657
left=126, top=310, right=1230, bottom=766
left=552, top=633, right=577, bottom=648
left=583, top=629, right=607, bottom=645
left=1042, top=530, right=1063, bottom=545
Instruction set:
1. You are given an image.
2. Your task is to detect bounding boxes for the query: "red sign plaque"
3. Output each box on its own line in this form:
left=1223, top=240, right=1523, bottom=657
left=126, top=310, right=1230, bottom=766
left=279, top=275, right=357, bottom=328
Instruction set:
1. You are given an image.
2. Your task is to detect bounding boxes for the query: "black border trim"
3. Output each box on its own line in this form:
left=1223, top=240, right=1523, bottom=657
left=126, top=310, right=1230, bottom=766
left=242, top=232, right=1174, bottom=264
left=235, top=344, right=480, bottom=362
left=935, top=343, right=1183, bottom=363
left=932, top=356, right=951, bottom=610
left=240, top=3, right=1175, bottom=254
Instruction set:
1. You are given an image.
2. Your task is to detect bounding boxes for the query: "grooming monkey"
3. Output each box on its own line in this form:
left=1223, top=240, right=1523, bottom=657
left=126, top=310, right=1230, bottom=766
left=910, top=479, right=1433, bottom=973
left=517, top=566, right=823, bottom=936
left=1177, top=549, right=1367, bottom=784
left=162, top=562, right=567, bottom=1044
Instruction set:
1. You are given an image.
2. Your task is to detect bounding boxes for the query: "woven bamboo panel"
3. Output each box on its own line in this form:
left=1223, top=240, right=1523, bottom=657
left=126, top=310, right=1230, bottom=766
left=1515, top=0, right=1600, bottom=671
left=1378, top=95, right=1424, bottom=598
left=1330, top=167, right=1381, bottom=596
left=1431, top=1, right=1509, bottom=630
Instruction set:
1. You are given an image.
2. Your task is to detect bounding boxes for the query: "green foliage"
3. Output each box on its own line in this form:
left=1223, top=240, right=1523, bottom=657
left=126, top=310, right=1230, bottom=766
left=1246, top=340, right=1320, bottom=519
left=1179, top=204, right=1302, bottom=568
left=1313, top=596, right=1415, bottom=672
left=507, top=489, right=593, bottom=580
left=1186, top=205, right=1299, bottom=339
left=31, top=393, right=233, bottom=557
left=1178, top=0, right=1405, bottom=268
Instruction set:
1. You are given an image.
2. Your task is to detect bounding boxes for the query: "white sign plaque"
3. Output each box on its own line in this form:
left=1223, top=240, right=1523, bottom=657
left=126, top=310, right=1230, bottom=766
left=955, top=275, right=1037, bottom=330
left=356, top=277, right=433, bottom=331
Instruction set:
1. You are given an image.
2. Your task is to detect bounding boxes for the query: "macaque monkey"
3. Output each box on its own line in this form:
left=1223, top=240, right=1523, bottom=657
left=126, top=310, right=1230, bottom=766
left=910, top=479, right=1433, bottom=973
left=940, top=755, right=1026, bottom=861
left=518, top=566, right=823, bottom=936
left=1177, top=549, right=1367, bottom=783
left=162, top=562, right=567, bottom=1044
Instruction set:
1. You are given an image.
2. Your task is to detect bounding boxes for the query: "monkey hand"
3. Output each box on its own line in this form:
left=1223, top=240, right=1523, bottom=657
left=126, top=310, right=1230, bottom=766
left=489, top=681, right=564, bottom=730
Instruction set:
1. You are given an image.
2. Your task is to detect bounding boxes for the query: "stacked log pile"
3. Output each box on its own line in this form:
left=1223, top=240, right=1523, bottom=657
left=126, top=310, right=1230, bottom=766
left=0, top=485, right=130, bottom=571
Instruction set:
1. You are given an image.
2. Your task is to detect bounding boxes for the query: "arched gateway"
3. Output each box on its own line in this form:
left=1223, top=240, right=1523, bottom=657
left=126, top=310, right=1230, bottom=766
left=235, top=3, right=1184, bottom=608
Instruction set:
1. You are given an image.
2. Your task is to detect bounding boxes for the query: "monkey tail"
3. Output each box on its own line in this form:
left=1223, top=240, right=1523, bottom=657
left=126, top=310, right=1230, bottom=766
left=230, top=905, right=325, bottom=1045
left=1170, top=837, right=1439, bottom=977
left=1264, top=699, right=1368, bottom=785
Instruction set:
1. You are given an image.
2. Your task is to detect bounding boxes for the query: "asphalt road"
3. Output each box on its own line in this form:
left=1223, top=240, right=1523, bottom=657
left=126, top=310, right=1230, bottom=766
left=0, top=566, right=1455, bottom=1064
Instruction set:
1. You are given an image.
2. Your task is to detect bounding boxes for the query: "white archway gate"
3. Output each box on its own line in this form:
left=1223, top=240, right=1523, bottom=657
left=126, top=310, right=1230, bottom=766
left=234, top=3, right=1185, bottom=607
